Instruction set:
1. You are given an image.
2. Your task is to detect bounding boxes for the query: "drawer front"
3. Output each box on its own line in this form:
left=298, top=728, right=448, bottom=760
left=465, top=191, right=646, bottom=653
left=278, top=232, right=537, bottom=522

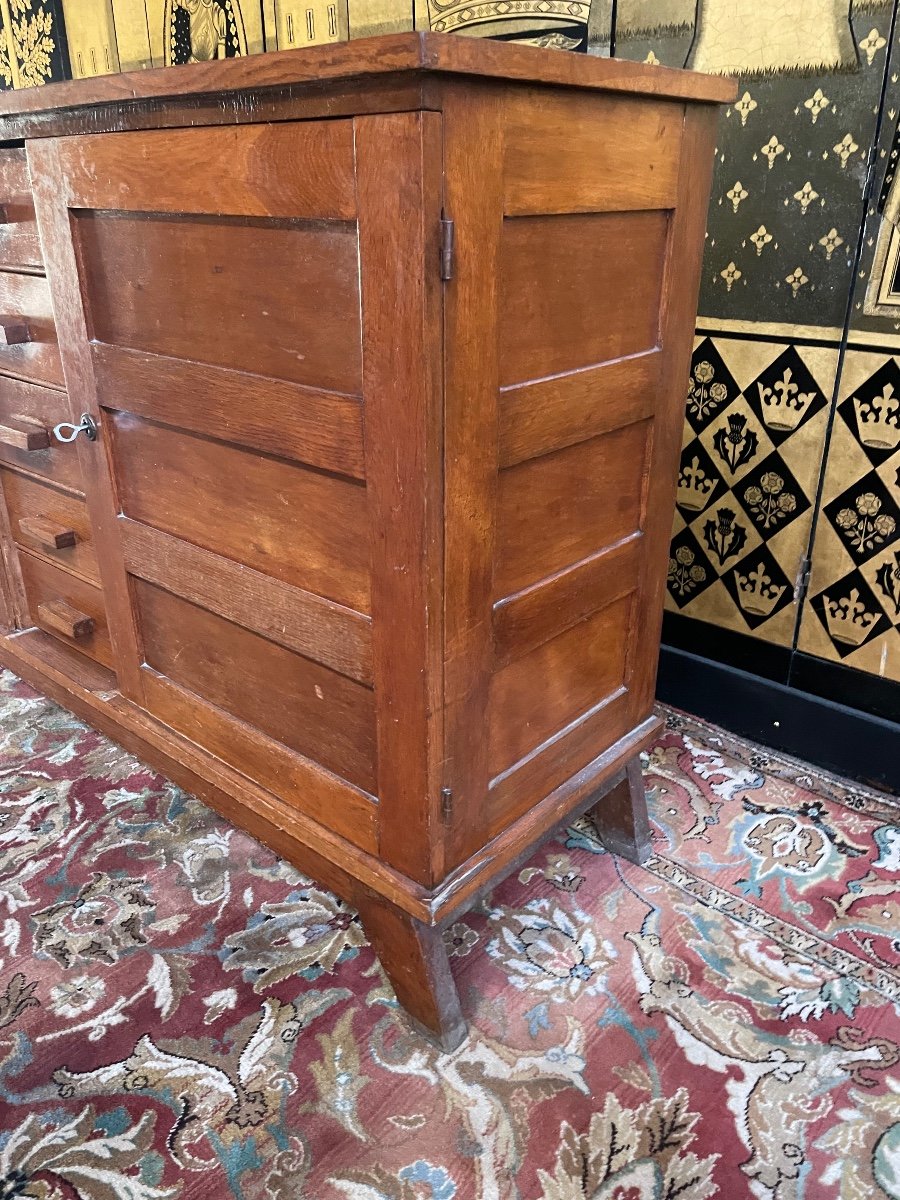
left=0, top=271, right=63, bottom=388
left=1, top=469, right=99, bottom=584
left=0, top=375, right=84, bottom=492
left=0, top=150, right=42, bottom=273
left=18, top=549, right=112, bottom=667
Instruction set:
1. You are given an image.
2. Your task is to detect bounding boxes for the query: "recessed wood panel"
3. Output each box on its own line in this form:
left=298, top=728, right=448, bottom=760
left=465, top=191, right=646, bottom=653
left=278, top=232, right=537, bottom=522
left=0, top=149, right=43, bottom=271
left=0, top=271, right=63, bottom=388
left=499, top=349, right=660, bottom=469
left=498, top=210, right=668, bottom=387
left=2, top=470, right=99, bottom=583
left=503, top=90, right=682, bottom=216
left=76, top=211, right=362, bottom=393
left=135, top=578, right=377, bottom=794
left=18, top=549, right=113, bottom=668
left=111, top=414, right=371, bottom=612
left=57, top=121, right=357, bottom=220
left=494, top=420, right=651, bottom=599
left=93, top=344, right=365, bottom=480
left=0, top=375, right=83, bottom=493
left=488, top=592, right=633, bottom=778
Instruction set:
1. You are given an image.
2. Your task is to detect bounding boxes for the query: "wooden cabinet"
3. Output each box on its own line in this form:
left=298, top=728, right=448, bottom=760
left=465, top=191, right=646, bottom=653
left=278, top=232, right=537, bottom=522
left=0, top=34, right=733, bottom=1048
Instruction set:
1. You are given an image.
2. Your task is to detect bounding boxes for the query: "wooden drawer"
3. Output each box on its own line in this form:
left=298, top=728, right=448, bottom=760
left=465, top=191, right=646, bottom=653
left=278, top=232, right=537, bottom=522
left=1, top=469, right=98, bottom=583
left=0, top=271, right=63, bottom=388
left=0, top=150, right=42, bottom=273
left=18, top=549, right=112, bottom=667
left=0, top=375, right=83, bottom=492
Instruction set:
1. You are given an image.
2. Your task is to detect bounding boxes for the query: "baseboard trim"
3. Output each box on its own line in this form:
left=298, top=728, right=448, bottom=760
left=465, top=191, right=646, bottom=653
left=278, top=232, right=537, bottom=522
left=658, top=645, right=900, bottom=794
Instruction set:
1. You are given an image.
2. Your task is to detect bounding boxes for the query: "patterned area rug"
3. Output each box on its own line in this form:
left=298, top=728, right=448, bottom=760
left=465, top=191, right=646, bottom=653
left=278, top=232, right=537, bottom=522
left=0, top=669, right=898, bottom=1200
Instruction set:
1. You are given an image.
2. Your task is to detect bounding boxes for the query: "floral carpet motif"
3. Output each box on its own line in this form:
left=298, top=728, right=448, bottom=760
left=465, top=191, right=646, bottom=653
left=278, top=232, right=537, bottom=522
left=0, top=669, right=898, bottom=1199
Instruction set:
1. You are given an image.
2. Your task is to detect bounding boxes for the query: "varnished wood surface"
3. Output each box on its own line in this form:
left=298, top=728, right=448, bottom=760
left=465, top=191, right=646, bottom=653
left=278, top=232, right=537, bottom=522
left=0, top=34, right=735, bottom=130
left=0, top=150, right=43, bottom=272
left=0, top=270, right=63, bottom=388
left=1, top=469, right=98, bottom=583
left=18, top=549, right=112, bottom=667
left=0, top=57, right=729, bottom=1045
left=0, top=375, right=84, bottom=493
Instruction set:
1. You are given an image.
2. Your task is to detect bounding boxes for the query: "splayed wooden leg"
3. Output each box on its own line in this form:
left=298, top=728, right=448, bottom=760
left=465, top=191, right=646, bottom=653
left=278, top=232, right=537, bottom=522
left=588, top=755, right=653, bottom=865
left=357, top=892, right=467, bottom=1052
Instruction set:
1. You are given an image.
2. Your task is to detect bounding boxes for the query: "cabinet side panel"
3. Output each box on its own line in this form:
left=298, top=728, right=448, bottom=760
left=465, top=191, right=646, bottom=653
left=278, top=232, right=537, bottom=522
left=443, top=86, right=717, bottom=868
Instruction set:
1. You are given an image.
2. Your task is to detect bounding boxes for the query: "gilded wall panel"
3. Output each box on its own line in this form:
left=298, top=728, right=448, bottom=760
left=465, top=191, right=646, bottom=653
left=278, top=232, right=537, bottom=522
left=665, top=334, right=838, bottom=647
left=797, top=349, right=900, bottom=676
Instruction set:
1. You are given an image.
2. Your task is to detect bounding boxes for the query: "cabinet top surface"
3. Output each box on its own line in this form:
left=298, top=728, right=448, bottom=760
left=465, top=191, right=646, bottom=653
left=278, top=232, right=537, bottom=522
left=0, top=33, right=735, bottom=125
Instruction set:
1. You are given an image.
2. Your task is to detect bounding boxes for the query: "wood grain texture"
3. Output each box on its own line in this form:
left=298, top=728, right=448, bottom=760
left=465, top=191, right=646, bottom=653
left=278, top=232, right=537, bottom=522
left=488, top=592, right=633, bottom=777
left=493, top=533, right=642, bottom=667
left=356, top=891, right=466, bottom=1050
left=498, top=349, right=660, bottom=468
left=0, top=271, right=63, bottom=388
left=0, top=33, right=735, bottom=129
left=0, top=149, right=43, bottom=271
left=440, top=82, right=504, bottom=876
left=0, top=375, right=84, bottom=493
left=111, top=414, right=371, bottom=613
left=135, top=578, right=377, bottom=795
left=588, top=755, right=652, bottom=864
left=93, top=345, right=365, bottom=480
left=139, top=665, right=379, bottom=853
left=494, top=421, right=651, bottom=599
left=120, top=518, right=373, bottom=685
left=498, top=210, right=668, bottom=386
left=0, top=418, right=50, bottom=452
left=625, top=104, right=722, bottom=727
left=28, top=136, right=148, bottom=702
left=2, top=469, right=99, bottom=583
left=503, top=90, right=682, bottom=216
left=19, top=548, right=112, bottom=666
left=356, top=110, right=445, bottom=885
left=57, top=121, right=356, bottom=219
left=77, top=211, right=362, bottom=394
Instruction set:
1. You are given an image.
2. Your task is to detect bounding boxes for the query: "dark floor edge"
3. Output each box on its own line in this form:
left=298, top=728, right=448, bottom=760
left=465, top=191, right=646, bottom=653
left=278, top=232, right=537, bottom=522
left=657, top=645, right=900, bottom=794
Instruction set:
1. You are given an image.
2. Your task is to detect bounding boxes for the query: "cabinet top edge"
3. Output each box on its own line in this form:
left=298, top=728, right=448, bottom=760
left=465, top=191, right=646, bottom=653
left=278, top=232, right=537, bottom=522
left=0, top=32, right=736, bottom=128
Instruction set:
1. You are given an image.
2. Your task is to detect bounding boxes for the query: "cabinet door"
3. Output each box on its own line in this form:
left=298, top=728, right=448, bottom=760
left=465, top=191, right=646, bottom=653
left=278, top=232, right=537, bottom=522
left=28, top=115, right=443, bottom=864
left=441, top=85, right=719, bottom=869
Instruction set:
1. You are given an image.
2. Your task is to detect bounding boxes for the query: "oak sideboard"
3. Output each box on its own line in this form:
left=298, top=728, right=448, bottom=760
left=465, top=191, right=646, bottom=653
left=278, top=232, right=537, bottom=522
left=0, top=34, right=734, bottom=1048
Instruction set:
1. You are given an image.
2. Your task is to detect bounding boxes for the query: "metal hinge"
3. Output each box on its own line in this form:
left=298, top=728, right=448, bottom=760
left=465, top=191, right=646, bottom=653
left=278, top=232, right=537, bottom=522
left=441, top=786, right=453, bottom=821
left=440, top=217, right=455, bottom=282
left=794, top=555, right=812, bottom=603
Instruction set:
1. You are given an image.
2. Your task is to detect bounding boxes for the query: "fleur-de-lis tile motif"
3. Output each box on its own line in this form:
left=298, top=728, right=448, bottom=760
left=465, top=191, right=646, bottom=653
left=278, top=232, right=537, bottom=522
left=720, top=261, right=742, bottom=291
left=803, top=88, right=830, bottom=123
left=726, top=181, right=749, bottom=212
left=749, top=225, right=773, bottom=256
left=785, top=267, right=809, bottom=296
left=792, top=182, right=819, bottom=213
left=859, top=28, right=887, bottom=66
left=743, top=472, right=798, bottom=530
left=832, top=133, right=859, bottom=168
left=703, top=507, right=749, bottom=566
left=712, top=414, right=759, bottom=474
left=760, top=136, right=785, bottom=169
left=818, top=228, right=844, bottom=262
left=667, top=545, right=708, bottom=598
left=734, top=91, right=758, bottom=127
left=876, top=551, right=900, bottom=618
left=834, top=493, right=897, bottom=555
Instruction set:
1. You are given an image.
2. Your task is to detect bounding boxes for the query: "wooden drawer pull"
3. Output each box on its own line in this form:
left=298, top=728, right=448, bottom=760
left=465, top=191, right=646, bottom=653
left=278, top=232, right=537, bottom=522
left=0, top=316, right=32, bottom=346
left=19, top=516, right=77, bottom=551
left=37, top=599, right=94, bottom=640
left=0, top=419, right=50, bottom=451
